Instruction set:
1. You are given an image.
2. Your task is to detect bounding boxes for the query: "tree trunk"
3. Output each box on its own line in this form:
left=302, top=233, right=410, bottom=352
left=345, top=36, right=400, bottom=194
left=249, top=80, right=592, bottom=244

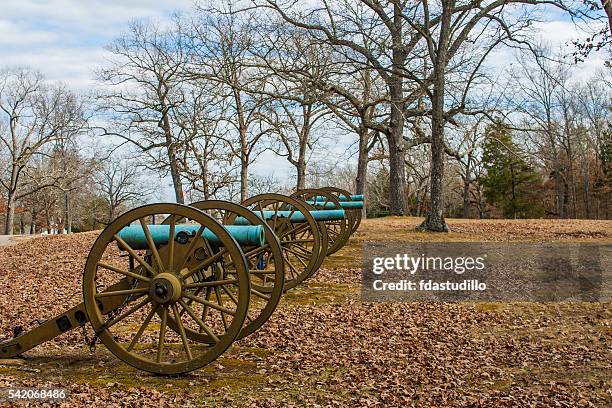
left=462, top=176, right=471, bottom=218
left=160, top=94, right=184, bottom=204
left=603, top=1, right=612, bottom=36
left=296, top=161, right=306, bottom=190
left=584, top=170, right=591, bottom=218
left=4, top=190, right=15, bottom=235
left=109, top=202, right=116, bottom=223
left=356, top=127, right=368, bottom=195
left=64, top=191, right=72, bottom=233
left=167, top=141, right=184, bottom=204
left=240, top=156, right=248, bottom=202
left=356, top=127, right=368, bottom=219
left=422, top=118, right=448, bottom=230
left=202, top=151, right=210, bottom=200
left=555, top=171, right=565, bottom=218
left=296, top=135, right=307, bottom=190
left=510, top=163, right=517, bottom=219
left=420, top=1, right=453, bottom=232
left=387, top=3, right=408, bottom=216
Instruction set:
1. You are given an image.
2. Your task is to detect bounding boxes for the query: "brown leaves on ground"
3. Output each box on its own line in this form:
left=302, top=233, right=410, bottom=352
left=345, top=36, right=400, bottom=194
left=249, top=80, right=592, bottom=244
left=0, top=219, right=610, bottom=407
left=355, top=217, right=612, bottom=242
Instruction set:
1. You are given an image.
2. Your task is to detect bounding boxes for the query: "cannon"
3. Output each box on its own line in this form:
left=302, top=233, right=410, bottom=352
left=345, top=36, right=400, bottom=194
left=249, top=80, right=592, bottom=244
left=0, top=189, right=364, bottom=374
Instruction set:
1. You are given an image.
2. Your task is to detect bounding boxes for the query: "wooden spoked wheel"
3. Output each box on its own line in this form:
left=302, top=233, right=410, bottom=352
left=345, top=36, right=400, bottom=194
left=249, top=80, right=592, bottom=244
left=83, top=204, right=250, bottom=375
left=291, top=189, right=350, bottom=255
left=167, top=200, right=285, bottom=340
left=323, top=186, right=362, bottom=234
left=241, top=194, right=327, bottom=290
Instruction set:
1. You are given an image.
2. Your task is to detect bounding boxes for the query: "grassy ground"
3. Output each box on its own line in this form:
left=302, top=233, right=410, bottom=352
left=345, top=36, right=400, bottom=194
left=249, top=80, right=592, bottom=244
left=0, top=217, right=610, bottom=407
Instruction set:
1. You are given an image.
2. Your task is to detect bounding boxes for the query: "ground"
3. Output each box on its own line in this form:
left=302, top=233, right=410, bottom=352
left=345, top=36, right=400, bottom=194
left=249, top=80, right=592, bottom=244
left=0, top=217, right=610, bottom=407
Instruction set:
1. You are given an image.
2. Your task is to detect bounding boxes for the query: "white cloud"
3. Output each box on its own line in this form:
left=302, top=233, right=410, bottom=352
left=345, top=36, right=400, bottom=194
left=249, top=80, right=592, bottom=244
left=0, top=1, right=195, bottom=31
left=0, top=20, right=60, bottom=46
left=0, top=0, right=195, bottom=87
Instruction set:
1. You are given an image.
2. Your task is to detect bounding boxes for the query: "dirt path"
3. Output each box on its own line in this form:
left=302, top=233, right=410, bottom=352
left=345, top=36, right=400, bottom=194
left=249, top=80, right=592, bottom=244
left=0, top=236, right=13, bottom=247
left=0, top=235, right=35, bottom=247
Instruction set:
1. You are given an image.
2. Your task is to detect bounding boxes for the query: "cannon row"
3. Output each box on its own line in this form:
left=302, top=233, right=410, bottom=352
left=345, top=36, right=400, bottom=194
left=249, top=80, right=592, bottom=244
left=0, top=187, right=364, bottom=375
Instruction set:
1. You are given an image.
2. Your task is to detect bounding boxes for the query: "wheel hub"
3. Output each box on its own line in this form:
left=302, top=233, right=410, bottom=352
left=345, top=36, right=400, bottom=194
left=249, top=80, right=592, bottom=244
left=149, top=272, right=182, bottom=304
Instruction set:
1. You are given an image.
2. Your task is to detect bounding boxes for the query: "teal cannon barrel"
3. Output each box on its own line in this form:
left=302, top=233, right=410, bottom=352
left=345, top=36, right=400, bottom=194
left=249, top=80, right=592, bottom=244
left=117, top=224, right=265, bottom=249
left=234, top=209, right=346, bottom=225
left=313, top=194, right=364, bottom=201
left=306, top=201, right=364, bottom=209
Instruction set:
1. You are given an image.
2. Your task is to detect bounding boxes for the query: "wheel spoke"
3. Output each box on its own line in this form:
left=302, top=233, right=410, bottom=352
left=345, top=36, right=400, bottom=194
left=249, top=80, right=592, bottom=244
left=283, top=239, right=315, bottom=244
left=183, top=292, right=236, bottom=316
left=182, top=248, right=227, bottom=280
left=272, top=202, right=279, bottom=232
left=178, top=225, right=206, bottom=271
left=139, top=218, right=164, bottom=271
left=251, top=288, right=271, bottom=301
left=201, top=287, right=212, bottom=322
left=104, top=296, right=150, bottom=329
left=288, top=241, right=314, bottom=255
left=168, top=218, right=175, bottom=272
left=172, top=304, right=193, bottom=360
left=156, top=306, right=168, bottom=363
left=279, top=223, right=309, bottom=239
left=243, top=244, right=270, bottom=259
left=96, top=287, right=149, bottom=298
left=113, top=234, right=157, bottom=276
left=283, top=247, right=310, bottom=267
left=97, top=262, right=151, bottom=282
left=284, top=257, right=300, bottom=279
left=127, top=303, right=158, bottom=352
left=178, top=299, right=220, bottom=343
left=184, top=279, right=238, bottom=289
left=214, top=286, right=228, bottom=331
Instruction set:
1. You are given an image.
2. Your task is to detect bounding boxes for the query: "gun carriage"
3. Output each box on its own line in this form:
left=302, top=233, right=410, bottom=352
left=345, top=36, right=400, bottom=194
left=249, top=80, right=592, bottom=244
left=0, top=189, right=364, bottom=374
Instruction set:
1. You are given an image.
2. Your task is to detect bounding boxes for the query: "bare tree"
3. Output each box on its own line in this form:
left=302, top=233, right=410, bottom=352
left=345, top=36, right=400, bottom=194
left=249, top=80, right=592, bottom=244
left=0, top=69, right=85, bottom=234
left=97, top=20, right=188, bottom=203
left=323, top=68, right=387, bottom=200
left=253, top=28, right=337, bottom=190
left=96, top=156, right=151, bottom=222
left=187, top=7, right=273, bottom=201
left=256, top=0, right=594, bottom=231
left=174, top=81, right=238, bottom=200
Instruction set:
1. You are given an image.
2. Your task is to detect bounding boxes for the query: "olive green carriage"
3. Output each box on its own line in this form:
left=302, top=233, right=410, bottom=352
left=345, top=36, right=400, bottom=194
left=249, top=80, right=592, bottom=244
left=0, top=189, right=364, bottom=374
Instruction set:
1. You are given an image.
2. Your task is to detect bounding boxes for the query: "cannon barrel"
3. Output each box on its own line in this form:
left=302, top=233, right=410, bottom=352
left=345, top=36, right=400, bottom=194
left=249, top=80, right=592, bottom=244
left=313, top=194, right=364, bottom=201
left=117, top=224, right=265, bottom=249
left=233, top=209, right=346, bottom=225
left=306, top=201, right=364, bottom=209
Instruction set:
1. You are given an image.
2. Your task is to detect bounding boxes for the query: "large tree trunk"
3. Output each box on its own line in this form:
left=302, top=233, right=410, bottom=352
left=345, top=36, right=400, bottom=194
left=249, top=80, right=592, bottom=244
left=240, top=156, right=248, bottom=202
left=387, top=130, right=407, bottom=215
left=462, top=176, right=471, bottom=218
left=65, top=191, right=72, bottom=233
left=387, top=4, right=408, bottom=216
left=160, top=94, right=184, bottom=204
left=603, top=1, right=612, bottom=36
left=167, top=141, right=184, bottom=204
left=420, top=1, right=453, bottom=232
left=296, top=161, right=306, bottom=190
left=356, top=127, right=369, bottom=219
left=4, top=190, right=15, bottom=235
left=296, top=134, right=307, bottom=190
left=29, top=207, right=36, bottom=234
left=555, top=171, right=565, bottom=218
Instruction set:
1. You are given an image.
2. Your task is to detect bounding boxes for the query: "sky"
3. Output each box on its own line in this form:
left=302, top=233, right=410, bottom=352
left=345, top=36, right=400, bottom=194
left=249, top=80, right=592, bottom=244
left=0, top=1, right=608, bottom=200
